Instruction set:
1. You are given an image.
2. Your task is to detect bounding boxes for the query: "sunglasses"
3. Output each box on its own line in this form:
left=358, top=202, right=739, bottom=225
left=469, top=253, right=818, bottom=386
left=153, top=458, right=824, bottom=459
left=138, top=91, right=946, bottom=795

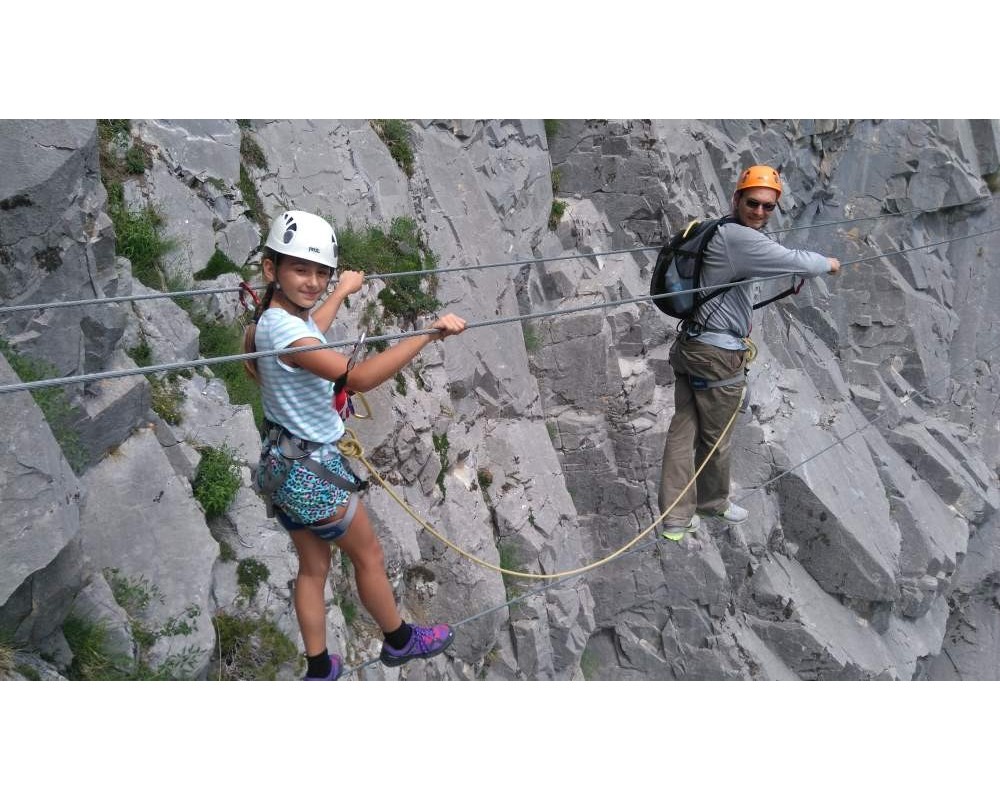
left=743, top=198, right=777, bottom=212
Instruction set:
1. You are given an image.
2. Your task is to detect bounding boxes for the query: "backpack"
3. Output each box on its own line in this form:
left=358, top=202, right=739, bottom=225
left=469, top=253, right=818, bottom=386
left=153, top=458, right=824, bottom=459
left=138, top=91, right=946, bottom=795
left=649, top=217, right=732, bottom=320
left=649, top=215, right=804, bottom=323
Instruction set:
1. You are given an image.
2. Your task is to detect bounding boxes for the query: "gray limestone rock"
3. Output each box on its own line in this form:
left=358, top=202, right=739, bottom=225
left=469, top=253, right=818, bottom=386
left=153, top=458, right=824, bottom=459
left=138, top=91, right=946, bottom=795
left=0, top=354, right=82, bottom=610
left=76, top=349, right=150, bottom=467
left=748, top=554, right=897, bottom=679
left=170, top=373, right=260, bottom=465
left=924, top=512, right=1000, bottom=680
left=135, top=159, right=219, bottom=285
left=125, top=277, right=201, bottom=365
left=79, top=428, right=218, bottom=677
left=4, top=117, right=1000, bottom=683
left=67, top=571, right=136, bottom=668
left=0, top=119, right=126, bottom=379
left=134, top=120, right=242, bottom=185
left=253, top=120, right=415, bottom=227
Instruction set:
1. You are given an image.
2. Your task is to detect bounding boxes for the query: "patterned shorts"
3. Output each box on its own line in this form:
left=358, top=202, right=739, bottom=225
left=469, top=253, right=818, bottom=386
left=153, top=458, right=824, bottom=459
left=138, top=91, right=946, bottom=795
left=257, top=447, right=356, bottom=526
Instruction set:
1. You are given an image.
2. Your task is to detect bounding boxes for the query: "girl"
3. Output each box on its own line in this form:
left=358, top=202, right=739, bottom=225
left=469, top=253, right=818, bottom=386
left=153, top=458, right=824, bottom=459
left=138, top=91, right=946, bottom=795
left=243, top=209, right=466, bottom=680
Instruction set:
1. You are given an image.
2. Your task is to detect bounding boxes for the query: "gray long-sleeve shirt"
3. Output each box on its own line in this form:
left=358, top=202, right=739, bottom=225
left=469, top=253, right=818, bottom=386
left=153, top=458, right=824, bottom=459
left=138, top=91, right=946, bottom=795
left=689, top=219, right=830, bottom=349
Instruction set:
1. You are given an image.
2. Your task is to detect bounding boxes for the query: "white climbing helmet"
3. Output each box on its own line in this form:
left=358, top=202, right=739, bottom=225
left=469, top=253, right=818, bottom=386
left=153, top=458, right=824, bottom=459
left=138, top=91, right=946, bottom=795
left=264, top=209, right=338, bottom=269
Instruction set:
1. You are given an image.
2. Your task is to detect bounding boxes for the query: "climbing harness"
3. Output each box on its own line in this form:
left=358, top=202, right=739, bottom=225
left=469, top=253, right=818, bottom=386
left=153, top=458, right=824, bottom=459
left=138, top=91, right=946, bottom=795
left=256, top=418, right=368, bottom=523
left=677, top=336, right=757, bottom=414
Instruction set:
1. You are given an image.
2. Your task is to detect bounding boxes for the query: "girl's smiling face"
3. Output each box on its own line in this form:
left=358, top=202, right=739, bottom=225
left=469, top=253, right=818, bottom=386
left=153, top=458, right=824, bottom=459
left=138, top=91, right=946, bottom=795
left=264, top=255, right=332, bottom=314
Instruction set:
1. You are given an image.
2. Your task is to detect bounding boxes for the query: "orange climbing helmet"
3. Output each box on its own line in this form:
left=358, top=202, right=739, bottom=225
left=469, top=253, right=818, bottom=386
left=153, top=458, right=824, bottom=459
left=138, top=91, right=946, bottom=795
left=735, top=165, right=782, bottom=199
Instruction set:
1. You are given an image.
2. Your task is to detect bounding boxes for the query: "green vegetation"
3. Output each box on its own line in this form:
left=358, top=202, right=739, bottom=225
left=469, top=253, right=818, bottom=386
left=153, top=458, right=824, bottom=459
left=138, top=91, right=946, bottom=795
left=213, top=612, right=298, bottom=680
left=192, top=313, right=263, bottom=426
left=548, top=199, right=568, bottom=230
left=98, top=119, right=131, bottom=150
left=63, top=569, right=203, bottom=680
left=125, top=145, right=148, bottom=175
left=498, top=541, right=523, bottom=600
left=433, top=432, right=450, bottom=497
left=544, top=119, right=560, bottom=140
left=394, top=372, right=408, bottom=396
left=63, top=616, right=130, bottom=680
left=240, top=131, right=267, bottom=170
left=338, top=595, right=359, bottom=627
left=522, top=322, right=541, bottom=353
left=194, top=248, right=248, bottom=282
left=0, top=638, right=15, bottom=679
left=105, top=182, right=175, bottom=290
left=17, top=663, right=40, bottom=681
left=192, top=445, right=241, bottom=517
left=238, top=165, right=264, bottom=224
left=372, top=119, right=415, bottom=177
left=0, top=339, right=88, bottom=473
left=986, top=170, right=1000, bottom=194
left=236, top=558, right=270, bottom=602
left=149, top=375, right=184, bottom=424
left=126, top=336, right=152, bottom=367
left=238, top=127, right=267, bottom=223
left=477, top=468, right=493, bottom=491
left=97, top=120, right=176, bottom=290
left=338, top=217, right=440, bottom=327
left=218, top=539, right=236, bottom=562
left=579, top=647, right=600, bottom=680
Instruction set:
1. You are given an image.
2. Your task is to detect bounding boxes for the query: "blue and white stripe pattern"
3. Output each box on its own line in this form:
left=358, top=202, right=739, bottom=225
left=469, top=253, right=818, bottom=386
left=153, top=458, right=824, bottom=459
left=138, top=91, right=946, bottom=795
left=255, top=307, right=344, bottom=445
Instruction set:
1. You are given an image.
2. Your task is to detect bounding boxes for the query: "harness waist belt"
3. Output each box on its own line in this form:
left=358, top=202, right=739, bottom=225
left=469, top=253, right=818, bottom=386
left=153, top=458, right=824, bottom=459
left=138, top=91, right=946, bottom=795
left=261, top=419, right=368, bottom=494
left=685, top=373, right=746, bottom=391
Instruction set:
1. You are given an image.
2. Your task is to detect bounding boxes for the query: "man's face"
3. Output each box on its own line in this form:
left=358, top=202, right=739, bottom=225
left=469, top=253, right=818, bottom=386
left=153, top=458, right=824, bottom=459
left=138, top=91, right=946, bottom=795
left=736, top=187, right=779, bottom=229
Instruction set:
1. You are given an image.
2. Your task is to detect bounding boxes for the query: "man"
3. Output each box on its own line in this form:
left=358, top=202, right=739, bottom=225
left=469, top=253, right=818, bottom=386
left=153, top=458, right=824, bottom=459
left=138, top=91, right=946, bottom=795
left=659, top=165, right=840, bottom=540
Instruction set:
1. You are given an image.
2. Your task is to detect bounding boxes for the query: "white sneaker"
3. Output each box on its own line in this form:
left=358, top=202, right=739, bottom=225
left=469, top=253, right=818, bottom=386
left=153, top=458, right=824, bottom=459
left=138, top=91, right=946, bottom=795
left=700, top=503, right=749, bottom=524
left=661, top=514, right=700, bottom=541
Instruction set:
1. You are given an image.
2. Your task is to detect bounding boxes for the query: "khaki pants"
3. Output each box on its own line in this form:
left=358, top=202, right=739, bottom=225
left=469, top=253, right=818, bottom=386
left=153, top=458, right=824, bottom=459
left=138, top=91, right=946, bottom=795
left=658, top=338, right=747, bottom=526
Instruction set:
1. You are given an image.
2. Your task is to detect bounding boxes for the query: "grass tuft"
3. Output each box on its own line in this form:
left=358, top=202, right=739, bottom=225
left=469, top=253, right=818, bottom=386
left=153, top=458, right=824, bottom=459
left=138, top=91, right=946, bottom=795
left=338, top=217, right=440, bottom=326
left=192, top=445, right=241, bottom=517
left=213, top=612, right=298, bottom=681
left=372, top=119, right=415, bottom=177
left=548, top=199, right=568, bottom=231
left=194, top=249, right=246, bottom=282
left=236, top=558, right=270, bottom=602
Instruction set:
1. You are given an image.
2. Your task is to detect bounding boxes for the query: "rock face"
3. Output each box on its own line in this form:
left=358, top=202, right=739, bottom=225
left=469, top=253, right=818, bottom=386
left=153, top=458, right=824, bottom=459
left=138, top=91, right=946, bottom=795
left=1, top=118, right=998, bottom=681
left=0, top=354, right=83, bottom=643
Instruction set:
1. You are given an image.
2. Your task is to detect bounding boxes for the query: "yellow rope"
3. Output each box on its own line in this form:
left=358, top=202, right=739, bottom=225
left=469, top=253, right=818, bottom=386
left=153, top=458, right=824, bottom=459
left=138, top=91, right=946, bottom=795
left=336, top=384, right=746, bottom=581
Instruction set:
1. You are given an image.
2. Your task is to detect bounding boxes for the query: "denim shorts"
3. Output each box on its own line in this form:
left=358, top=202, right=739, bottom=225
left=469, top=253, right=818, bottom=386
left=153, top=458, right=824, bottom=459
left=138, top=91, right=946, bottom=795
left=273, top=504, right=352, bottom=542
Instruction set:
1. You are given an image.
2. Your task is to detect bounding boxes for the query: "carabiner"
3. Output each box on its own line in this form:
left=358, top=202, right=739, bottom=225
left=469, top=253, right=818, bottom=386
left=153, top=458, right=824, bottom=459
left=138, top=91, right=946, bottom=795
left=239, top=281, right=262, bottom=314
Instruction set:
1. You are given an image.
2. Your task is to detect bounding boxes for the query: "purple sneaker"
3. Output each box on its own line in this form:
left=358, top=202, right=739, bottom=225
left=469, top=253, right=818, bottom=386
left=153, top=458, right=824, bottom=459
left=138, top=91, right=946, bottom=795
left=379, top=624, right=454, bottom=667
left=302, top=654, right=342, bottom=681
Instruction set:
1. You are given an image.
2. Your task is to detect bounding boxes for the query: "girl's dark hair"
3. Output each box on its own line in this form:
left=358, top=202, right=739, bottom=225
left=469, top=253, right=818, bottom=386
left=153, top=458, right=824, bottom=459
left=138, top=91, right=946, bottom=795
left=241, top=247, right=282, bottom=382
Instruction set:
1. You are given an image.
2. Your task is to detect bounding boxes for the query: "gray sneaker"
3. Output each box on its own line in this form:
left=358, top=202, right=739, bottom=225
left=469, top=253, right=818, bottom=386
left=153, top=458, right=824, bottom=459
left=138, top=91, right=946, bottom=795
left=661, top=514, right=700, bottom=542
left=699, top=503, right=749, bottom=524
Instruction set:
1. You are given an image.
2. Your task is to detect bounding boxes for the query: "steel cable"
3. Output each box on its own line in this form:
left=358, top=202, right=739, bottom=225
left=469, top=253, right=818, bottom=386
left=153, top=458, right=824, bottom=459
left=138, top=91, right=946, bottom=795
left=2, top=195, right=993, bottom=316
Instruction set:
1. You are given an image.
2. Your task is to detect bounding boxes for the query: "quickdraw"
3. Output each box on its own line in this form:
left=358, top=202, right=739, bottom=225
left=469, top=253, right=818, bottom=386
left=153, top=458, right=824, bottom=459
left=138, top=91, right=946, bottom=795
left=238, top=281, right=261, bottom=324
left=332, top=332, right=371, bottom=421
